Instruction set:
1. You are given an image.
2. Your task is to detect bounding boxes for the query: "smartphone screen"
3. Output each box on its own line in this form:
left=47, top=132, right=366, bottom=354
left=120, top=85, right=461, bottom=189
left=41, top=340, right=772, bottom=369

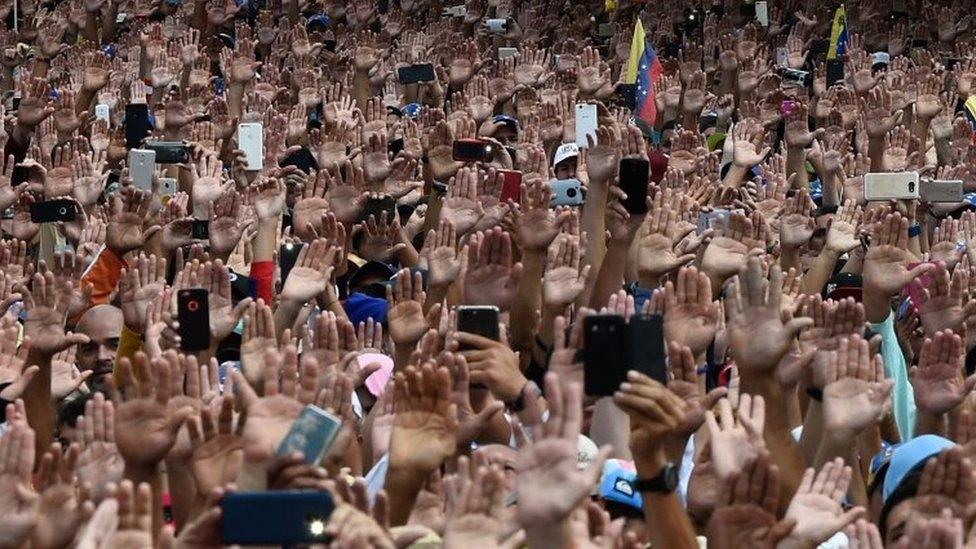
left=618, top=158, right=650, bottom=214
left=457, top=306, right=500, bottom=350
left=276, top=404, right=343, bottom=463
left=191, top=219, right=210, bottom=240
left=125, top=103, right=151, bottom=149
left=30, top=199, right=77, bottom=223
left=452, top=139, right=493, bottom=162
left=280, top=147, right=319, bottom=173
left=358, top=196, right=397, bottom=223
left=178, top=288, right=210, bottom=351
left=397, top=64, right=436, bottom=85
left=279, top=242, right=302, bottom=282
left=627, top=314, right=667, bottom=385
left=583, top=315, right=628, bottom=396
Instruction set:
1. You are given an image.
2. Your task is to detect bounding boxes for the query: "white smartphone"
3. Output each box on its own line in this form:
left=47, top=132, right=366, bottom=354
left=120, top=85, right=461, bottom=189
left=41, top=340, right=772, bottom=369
left=775, top=47, right=789, bottom=68
left=920, top=179, right=964, bottom=203
left=442, top=5, right=466, bottom=17
left=484, top=18, right=507, bottom=33
left=864, top=172, right=920, bottom=201
left=128, top=149, right=156, bottom=190
left=159, top=177, right=178, bottom=197
left=498, top=47, right=518, bottom=60
left=237, top=123, right=263, bottom=172
left=95, top=104, right=110, bottom=125
left=756, top=1, right=769, bottom=26
left=575, top=104, right=598, bottom=148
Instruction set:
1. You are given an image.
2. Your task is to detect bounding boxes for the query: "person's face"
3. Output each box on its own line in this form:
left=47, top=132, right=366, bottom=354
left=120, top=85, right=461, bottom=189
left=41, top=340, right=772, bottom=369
left=494, top=125, right=517, bottom=146
left=555, top=157, right=577, bottom=180
left=480, top=444, right=518, bottom=492
left=76, top=310, right=122, bottom=381
left=883, top=499, right=913, bottom=546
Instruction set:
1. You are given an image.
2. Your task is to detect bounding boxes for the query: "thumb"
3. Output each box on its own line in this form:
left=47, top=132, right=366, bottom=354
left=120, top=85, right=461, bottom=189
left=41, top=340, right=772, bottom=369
left=785, top=317, right=814, bottom=337
left=167, top=406, right=194, bottom=436
left=473, top=401, right=504, bottom=427
left=906, top=262, right=935, bottom=281
left=2, top=365, right=39, bottom=398
left=702, top=387, right=728, bottom=410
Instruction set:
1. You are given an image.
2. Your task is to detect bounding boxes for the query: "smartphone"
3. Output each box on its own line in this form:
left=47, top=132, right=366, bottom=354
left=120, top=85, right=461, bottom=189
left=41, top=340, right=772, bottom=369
left=755, top=0, right=768, bottom=26
left=583, top=315, right=628, bottom=397
left=220, top=492, right=335, bottom=545
left=237, top=122, right=264, bottom=171
left=30, top=199, right=76, bottom=223
left=442, top=5, right=466, bottom=16
left=498, top=170, right=522, bottom=203
left=775, top=47, right=789, bottom=68
left=95, top=103, right=110, bottom=125
left=809, top=39, right=829, bottom=54
left=457, top=306, right=500, bottom=350
left=388, top=138, right=404, bottom=157
left=911, top=38, right=929, bottom=49
left=145, top=140, right=189, bottom=164
left=125, top=103, right=151, bottom=149
left=826, top=59, right=845, bottom=88
left=484, top=18, right=508, bottom=33
left=191, top=219, right=209, bottom=239
left=359, top=195, right=397, bottom=222
left=920, top=179, right=964, bottom=203
left=127, top=148, right=156, bottom=190
left=177, top=288, right=210, bottom=352
left=575, top=103, right=598, bottom=148
left=780, top=68, right=812, bottom=88
left=697, top=209, right=731, bottom=234
left=864, top=172, right=920, bottom=201
left=627, top=314, right=667, bottom=385
left=498, top=47, right=518, bottom=60
left=550, top=179, right=583, bottom=207
left=452, top=139, right=493, bottom=163
left=397, top=64, right=436, bottom=85
left=618, top=158, right=650, bottom=214
left=276, top=404, right=343, bottom=463
left=280, top=147, right=319, bottom=173
left=158, top=177, right=177, bottom=197
left=740, top=1, right=756, bottom=17
left=279, top=242, right=302, bottom=282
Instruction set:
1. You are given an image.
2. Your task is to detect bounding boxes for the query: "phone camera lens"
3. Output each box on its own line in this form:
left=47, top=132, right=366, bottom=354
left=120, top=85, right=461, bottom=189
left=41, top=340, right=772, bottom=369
left=58, top=207, right=67, bottom=215
left=187, top=300, right=199, bottom=312
left=567, top=188, right=577, bottom=198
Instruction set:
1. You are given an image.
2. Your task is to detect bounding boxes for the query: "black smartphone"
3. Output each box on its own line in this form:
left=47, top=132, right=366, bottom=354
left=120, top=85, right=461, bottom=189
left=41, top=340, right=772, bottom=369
left=144, top=140, right=189, bottom=164
left=279, top=242, right=302, bottom=283
left=30, top=199, right=77, bottom=223
left=452, top=139, right=493, bottom=163
left=280, top=147, right=319, bottom=173
left=912, top=38, right=929, bottom=49
left=125, top=103, right=151, bottom=149
left=220, top=491, right=335, bottom=545
left=457, top=306, right=500, bottom=348
left=826, top=59, right=845, bottom=88
left=359, top=195, right=397, bottom=222
left=809, top=39, right=829, bottom=54
left=388, top=137, right=404, bottom=157
left=397, top=63, right=436, bottom=85
left=323, top=39, right=337, bottom=52
left=191, top=219, right=209, bottom=240
left=177, top=288, right=210, bottom=351
left=618, top=158, right=650, bottom=214
left=739, top=1, right=756, bottom=17
left=583, top=315, right=628, bottom=396
left=627, top=314, right=667, bottom=385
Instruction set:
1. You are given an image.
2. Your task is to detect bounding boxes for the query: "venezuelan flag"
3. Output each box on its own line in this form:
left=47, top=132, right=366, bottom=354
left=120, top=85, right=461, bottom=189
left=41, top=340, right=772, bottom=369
left=964, top=95, right=976, bottom=131
left=624, top=19, right=663, bottom=127
left=827, top=6, right=847, bottom=60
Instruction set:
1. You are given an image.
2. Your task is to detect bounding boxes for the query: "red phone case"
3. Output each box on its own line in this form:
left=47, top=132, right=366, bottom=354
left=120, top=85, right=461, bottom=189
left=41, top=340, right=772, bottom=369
left=498, top=170, right=522, bottom=204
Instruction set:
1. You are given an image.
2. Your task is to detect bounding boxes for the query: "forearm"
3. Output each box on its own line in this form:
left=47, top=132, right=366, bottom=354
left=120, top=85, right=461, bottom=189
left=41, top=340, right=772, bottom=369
left=579, top=185, right=608, bottom=301
left=800, top=248, right=840, bottom=295
left=798, top=397, right=824, bottom=464
left=868, top=137, right=885, bottom=172
left=253, top=218, right=277, bottom=263
left=589, top=397, right=632, bottom=460
left=588, top=240, right=630, bottom=309
left=721, top=164, right=749, bottom=188
left=914, top=409, right=948, bottom=437
left=913, top=117, right=933, bottom=149
left=123, top=463, right=164, bottom=540
left=384, top=466, right=426, bottom=526
left=634, top=448, right=698, bottom=549
left=83, top=11, right=100, bottom=43
left=273, top=299, right=303, bottom=341
left=511, top=250, right=544, bottom=352
left=24, top=349, right=53, bottom=464
left=227, top=83, right=244, bottom=119
left=101, top=1, right=120, bottom=42
left=786, top=147, right=809, bottom=188
left=423, top=283, right=450, bottom=315
left=394, top=343, right=414, bottom=372
left=740, top=375, right=805, bottom=505
left=779, top=245, right=801, bottom=273
left=163, top=460, right=198, bottom=527
left=353, top=70, right=371, bottom=112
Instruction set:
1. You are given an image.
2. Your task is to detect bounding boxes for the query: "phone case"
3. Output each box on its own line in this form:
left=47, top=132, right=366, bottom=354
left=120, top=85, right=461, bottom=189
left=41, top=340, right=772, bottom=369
left=95, top=104, right=110, bottom=125
left=158, top=177, right=177, bottom=197
left=127, top=149, right=156, bottom=190
left=920, top=180, right=964, bottom=203
left=276, top=405, right=343, bottom=463
left=583, top=315, right=628, bottom=397
left=220, top=492, right=335, bottom=545
left=550, top=179, right=583, bottom=207
left=238, top=123, right=264, bottom=171
left=575, top=104, right=598, bottom=148
left=498, top=47, right=518, bottom=60
left=498, top=170, right=522, bottom=203
left=618, top=159, right=650, bottom=214
left=864, top=172, right=919, bottom=201
left=755, top=1, right=768, bottom=26
left=457, top=306, right=500, bottom=350
left=125, top=103, right=151, bottom=149
left=145, top=140, right=189, bottom=164
left=627, top=314, right=667, bottom=385
left=30, top=199, right=76, bottom=224
left=178, top=289, right=210, bottom=351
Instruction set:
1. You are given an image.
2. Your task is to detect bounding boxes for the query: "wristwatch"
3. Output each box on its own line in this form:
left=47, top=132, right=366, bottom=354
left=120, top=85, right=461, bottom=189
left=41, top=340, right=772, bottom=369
left=633, top=463, right=679, bottom=494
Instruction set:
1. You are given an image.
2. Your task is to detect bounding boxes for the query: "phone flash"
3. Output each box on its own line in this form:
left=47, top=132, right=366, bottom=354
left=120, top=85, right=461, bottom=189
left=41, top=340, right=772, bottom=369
left=309, top=520, right=325, bottom=536
left=285, top=243, right=294, bottom=250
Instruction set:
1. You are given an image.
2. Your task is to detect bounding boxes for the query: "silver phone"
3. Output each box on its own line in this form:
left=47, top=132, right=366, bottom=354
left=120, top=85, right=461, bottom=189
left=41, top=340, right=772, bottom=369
left=864, top=172, right=920, bottom=201
left=237, top=123, right=263, bottom=172
left=128, top=149, right=156, bottom=190
left=920, top=179, right=964, bottom=203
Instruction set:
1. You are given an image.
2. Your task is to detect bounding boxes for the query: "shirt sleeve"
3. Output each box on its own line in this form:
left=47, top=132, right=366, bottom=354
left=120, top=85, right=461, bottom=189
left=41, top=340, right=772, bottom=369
left=77, top=247, right=127, bottom=311
left=249, top=260, right=274, bottom=304
left=870, top=311, right=915, bottom=441
left=113, top=325, right=143, bottom=385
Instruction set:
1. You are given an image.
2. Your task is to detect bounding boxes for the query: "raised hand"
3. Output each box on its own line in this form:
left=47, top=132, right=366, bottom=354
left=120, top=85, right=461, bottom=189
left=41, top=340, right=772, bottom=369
left=910, top=446, right=976, bottom=523
left=542, top=235, right=590, bottom=311
left=705, top=394, right=766, bottom=482
left=0, top=407, right=38, bottom=549
left=639, top=191, right=697, bottom=281
left=783, top=458, right=865, bottom=546
left=426, top=220, right=461, bottom=288
left=914, top=262, right=976, bottom=335
left=667, top=342, right=728, bottom=439
left=386, top=269, right=431, bottom=347
left=821, top=335, right=893, bottom=438
left=240, top=300, right=276, bottom=388
left=463, top=228, right=523, bottom=310
left=706, top=455, right=796, bottom=549
left=825, top=200, right=863, bottom=254
left=75, top=393, right=124, bottom=501
left=187, top=396, right=243, bottom=502
left=910, top=330, right=976, bottom=415
left=113, top=353, right=195, bottom=470
left=23, top=271, right=89, bottom=356
left=106, top=187, right=159, bottom=258
left=33, top=442, right=93, bottom=549
left=208, top=190, right=245, bottom=258
left=280, top=239, right=337, bottom=305
left=388, top=362, right=459, bottom=475
left=443, top=455, right=524, bottom=549
left=663, top=266, right=721, bottom=361
left=612, top=366, right=687, bottom=460
left=441, top=167, right=485, bottom=236
left=118, top=253, right=167, bottom=334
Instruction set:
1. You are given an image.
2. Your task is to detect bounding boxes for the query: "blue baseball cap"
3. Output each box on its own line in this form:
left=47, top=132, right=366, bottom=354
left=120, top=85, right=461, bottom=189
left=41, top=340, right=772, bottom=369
left=882, top=434, right=955, bottom=502
left=491, top=114, right=519, bottom=129
left=343, top=292, right=387, bottom=327
left=598, top=459, right=642, bottom=511
left=306, top=14, right=330, bottom=31
left=401, top=103, right=422, bottom=118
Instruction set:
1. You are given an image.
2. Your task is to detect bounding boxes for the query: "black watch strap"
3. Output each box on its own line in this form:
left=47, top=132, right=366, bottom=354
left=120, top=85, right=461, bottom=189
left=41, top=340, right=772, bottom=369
left=634, top=463, right=678, bottom=493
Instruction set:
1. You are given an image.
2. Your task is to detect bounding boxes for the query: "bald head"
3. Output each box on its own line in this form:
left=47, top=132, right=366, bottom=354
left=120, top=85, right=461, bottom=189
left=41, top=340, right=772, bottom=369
left=75, top=305, right=122, bottom=379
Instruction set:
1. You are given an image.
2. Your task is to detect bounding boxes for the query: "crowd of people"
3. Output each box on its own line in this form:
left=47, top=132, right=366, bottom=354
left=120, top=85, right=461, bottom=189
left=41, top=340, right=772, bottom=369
left=0, top=0, right=975, bottom=546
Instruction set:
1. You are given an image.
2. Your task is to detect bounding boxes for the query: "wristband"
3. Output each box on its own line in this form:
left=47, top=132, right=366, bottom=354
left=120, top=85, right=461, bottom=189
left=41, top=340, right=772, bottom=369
left=507, top=382, right=539, bottom=413
left=806, top=386, right=824, bottom=402
left=908, top=224, right=922, bottom=238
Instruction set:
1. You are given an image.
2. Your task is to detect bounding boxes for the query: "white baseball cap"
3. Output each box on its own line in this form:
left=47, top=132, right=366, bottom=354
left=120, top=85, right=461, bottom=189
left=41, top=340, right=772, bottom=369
left=553, top=142, right=580, bottom=167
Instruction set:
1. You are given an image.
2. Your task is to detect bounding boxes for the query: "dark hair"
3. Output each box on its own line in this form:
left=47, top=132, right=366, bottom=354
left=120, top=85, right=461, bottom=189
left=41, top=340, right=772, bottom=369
left=879, top=469, right=923, bottom=541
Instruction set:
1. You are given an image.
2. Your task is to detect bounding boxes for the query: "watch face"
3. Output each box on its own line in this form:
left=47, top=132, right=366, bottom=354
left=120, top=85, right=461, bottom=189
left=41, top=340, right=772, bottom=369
left=664, top=464, right=679, bottom=491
